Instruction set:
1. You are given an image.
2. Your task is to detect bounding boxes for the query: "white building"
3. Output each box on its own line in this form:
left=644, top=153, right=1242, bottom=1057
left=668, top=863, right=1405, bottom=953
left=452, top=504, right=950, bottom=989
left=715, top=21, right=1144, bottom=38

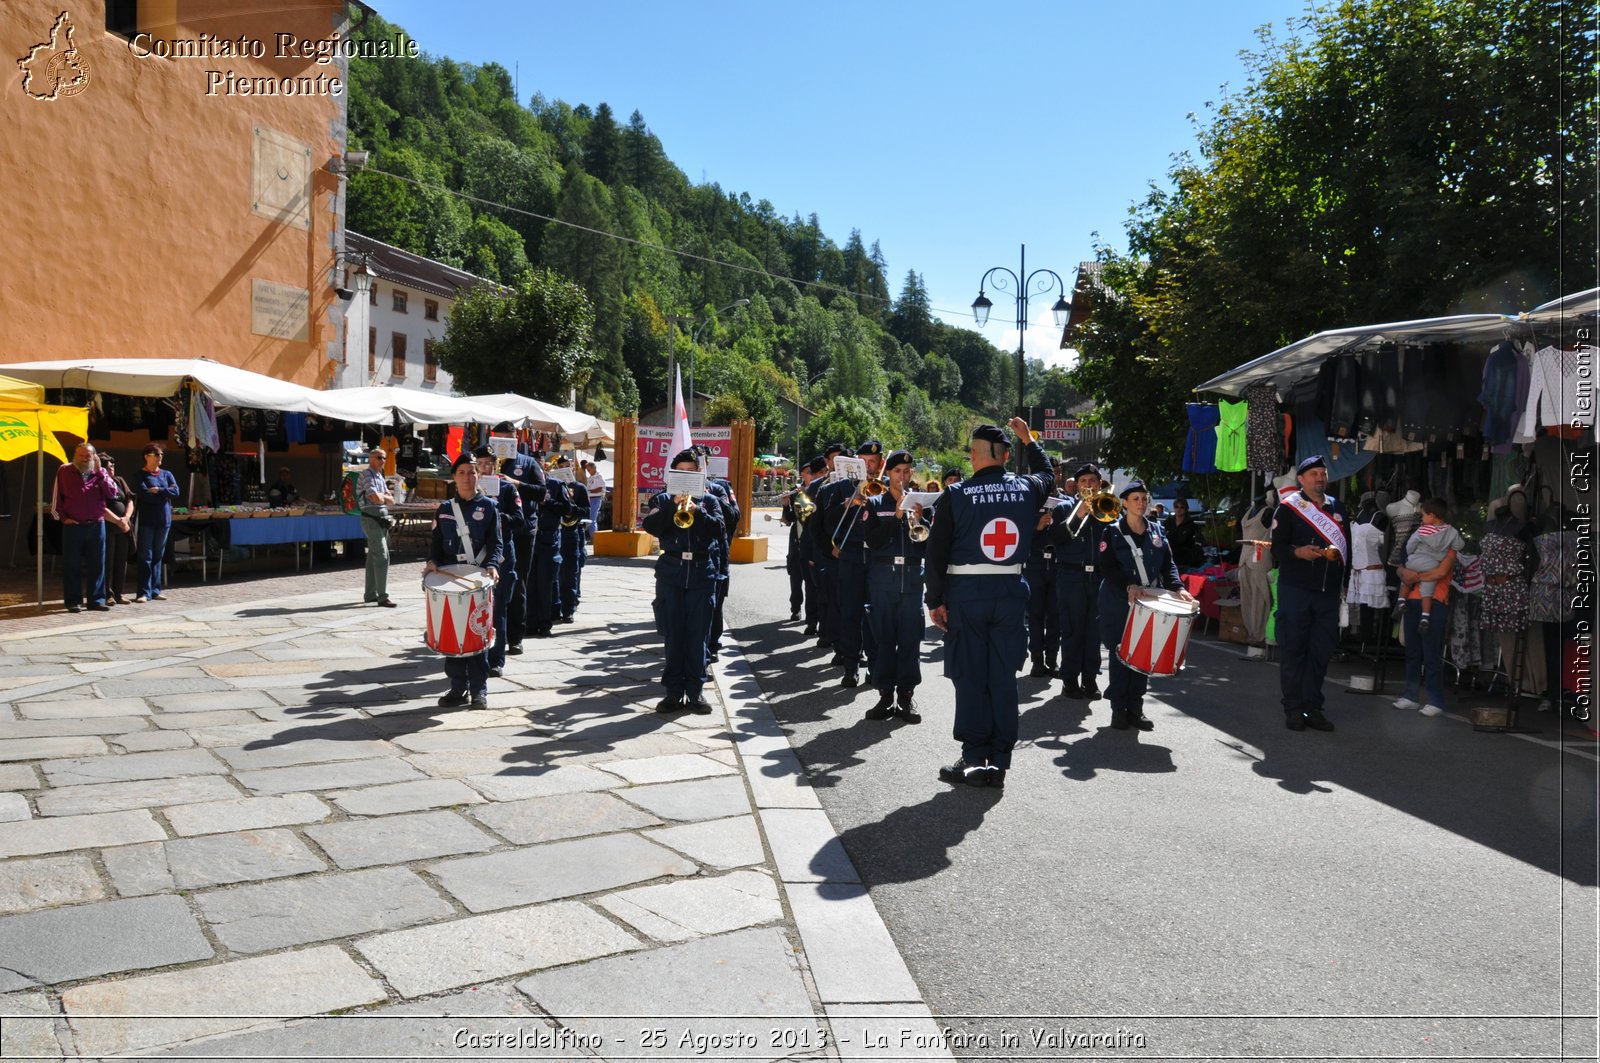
left=335, top=231, right=494, bottom=391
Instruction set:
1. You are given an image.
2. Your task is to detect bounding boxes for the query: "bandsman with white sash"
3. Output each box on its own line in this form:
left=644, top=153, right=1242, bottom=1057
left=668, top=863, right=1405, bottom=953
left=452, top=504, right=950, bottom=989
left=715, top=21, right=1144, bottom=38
left=1269, top=455, right=1349, bottom=732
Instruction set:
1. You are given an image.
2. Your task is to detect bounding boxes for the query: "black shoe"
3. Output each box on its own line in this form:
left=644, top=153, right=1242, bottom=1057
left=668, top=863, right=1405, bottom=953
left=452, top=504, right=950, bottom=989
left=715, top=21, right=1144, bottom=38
left=655, top=696, right=686, bottom=713
left=1417, top=615, right=1431, bottom=634
left=377, top=598, right=397, bottom=608
left=802, top=623, right=817, bottom=637
left=488, top=666, right=503, bottom=678
left=1081, top=680, right=1101, bottom=699
left=556, top=615, right=574, bottom=624
left=1045, top=658, right=1057, bottom=674
left=1060, top=679, right=1084, bottom=699
left=1131, top=712, right=1155, bottom=731
left=841, top=671, right=859, bottom=689
left=87, top=603, right=110, bottom=612
left=685, top=698, right=714, bottom=715
left=984, top=765, right=1006, bottom=788
left=790, top=611, right=801, bottom=622
left=865, top=691, right=896, bottom=720
left=1029, top=660, right=1052, bottom=678
left=830, top=653, right=850, bottom=668
left=938, top=759, right=987, bottom=787
left=66, top=605, right=81, bottom=614
left=1305, top=711, right=1335, bottom=732
left=896, top=689, right=922, bottom=724
left=470, top=692, right=489, bottom=709
left=507, top=644, right=524, bottom=656
left=533, top=628, right=554, bottom=639
left=1286, top=713, right=1307, bottom=731
left=1110, top=708, right=1131, bottom=730
left=438, top=690, right=470, bottom=708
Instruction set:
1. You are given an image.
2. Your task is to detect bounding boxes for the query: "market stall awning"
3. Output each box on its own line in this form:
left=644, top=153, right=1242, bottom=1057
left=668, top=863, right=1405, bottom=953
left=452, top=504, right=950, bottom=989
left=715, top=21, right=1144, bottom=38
left=0, top=358, right=321, bottom=411
left=1523, top=287, right=1600, bottom=331
left=1194, top=314, right=1516, bottom=398
left=461, top=393, right=610, bottom=444
left=0, top=373, right=46, bottom=404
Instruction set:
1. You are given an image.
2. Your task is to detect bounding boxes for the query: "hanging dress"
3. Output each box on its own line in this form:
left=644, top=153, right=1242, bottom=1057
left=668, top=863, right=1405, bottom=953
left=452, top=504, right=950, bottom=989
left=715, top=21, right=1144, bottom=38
left=1528, top=530, right=1575, bottom=623
left=1477, top=532, right=1530, bottom=633
left=1244, top=383, right=1280, bottom=473
left=1214, top=399, right=1247, bottom=472
left=1344, top=520, right=1388, bottom=608
left=1183, top=404, right=1220, bottom=475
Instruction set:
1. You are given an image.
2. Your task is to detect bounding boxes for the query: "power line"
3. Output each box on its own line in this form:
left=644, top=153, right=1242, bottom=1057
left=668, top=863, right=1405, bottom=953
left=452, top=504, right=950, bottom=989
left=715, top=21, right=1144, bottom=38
left=362, top=165, right=998, bottom=322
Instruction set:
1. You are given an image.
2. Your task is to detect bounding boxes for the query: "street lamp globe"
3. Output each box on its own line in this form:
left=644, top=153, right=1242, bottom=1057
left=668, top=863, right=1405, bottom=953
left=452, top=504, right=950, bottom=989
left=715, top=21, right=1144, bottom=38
left=971, top=292, right=993, bottom=328
left=1051, top=295, right=1070, bottom=329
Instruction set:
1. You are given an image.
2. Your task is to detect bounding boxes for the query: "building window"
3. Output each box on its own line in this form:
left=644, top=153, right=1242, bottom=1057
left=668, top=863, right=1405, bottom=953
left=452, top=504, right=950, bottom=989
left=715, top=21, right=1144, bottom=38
left=368, top=284, right=377, bottom=306
left=392, top=291, right=408, bottom=314
left=105, top=0, right=139, bottom=38
left=424, top=299, right=439, bottom=321
left=391, top=333, right=407, bottom=377
left=368, top=327, right=376, bottom=375
left=424, top=339, right=438, bottom=382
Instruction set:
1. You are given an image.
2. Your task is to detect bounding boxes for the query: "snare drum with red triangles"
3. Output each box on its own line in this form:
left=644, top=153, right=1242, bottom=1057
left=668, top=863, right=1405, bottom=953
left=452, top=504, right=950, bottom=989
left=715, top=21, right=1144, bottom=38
left=1117, top=589, right=1200, bottom=677
left=423, top=565, right=495, bottom=657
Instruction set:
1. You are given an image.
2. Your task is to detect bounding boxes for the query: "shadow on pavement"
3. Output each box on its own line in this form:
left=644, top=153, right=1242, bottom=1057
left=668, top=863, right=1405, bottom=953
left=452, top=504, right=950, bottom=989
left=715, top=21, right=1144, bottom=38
left=823, top=786, right=1001, bottom=885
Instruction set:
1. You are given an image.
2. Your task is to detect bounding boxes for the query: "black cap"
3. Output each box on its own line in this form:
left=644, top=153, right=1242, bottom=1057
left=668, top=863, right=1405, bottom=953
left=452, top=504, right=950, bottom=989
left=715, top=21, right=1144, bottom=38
left=451, top=453, right=475, bottom=472
left=824, top=443, right=847, bottom=457
left=1118, top=480, right=1147, bottom=499
left=856, top=440, right=883, bottom=457
left=471, top=446, right=494, bottom=459
left=670, top=449, right=699, bottom=469
left=805, top=456, right=827, bottom=474
left=883, top=450, right=913, bottom=471
left=1073, top=463, right=1101, bottom=480
left=971, top=424, right=1010, bottom=447
left=1296, top=455, right=1326, bottom=475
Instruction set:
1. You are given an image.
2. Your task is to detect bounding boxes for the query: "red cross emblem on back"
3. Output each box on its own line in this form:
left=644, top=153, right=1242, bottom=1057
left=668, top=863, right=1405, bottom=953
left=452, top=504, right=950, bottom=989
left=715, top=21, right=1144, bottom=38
left=980, top=517, right=1019, bottom=561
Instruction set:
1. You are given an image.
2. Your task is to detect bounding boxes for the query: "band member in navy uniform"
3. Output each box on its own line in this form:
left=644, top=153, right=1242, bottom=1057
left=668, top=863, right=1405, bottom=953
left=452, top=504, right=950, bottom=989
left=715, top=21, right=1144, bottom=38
left=1050, top=464, right=1109, bottom=700
left=807, top=444, right=851, bottom=653
left=1270, top=455, right=1349, bottom=731
left=781, top=462, right=819, bottom=625
left=925, top=418, right=1054, bottom=788
left=642, top=449, right=727, bottom=714
left=425, top=455, right=503, bottom=709
left=820, top=440, right=884, bottom=687
left=1096, top=482, right=1197, bottom=730
left=701, top=447, right=740, bottom=660
left=861, top=450, right=930, bottom=722
left=1025, top=492, right=1062, bottom=677
left=554, top=456, right=588, bottom=623
left=499, top=443, right=546, bottom=654
left=798, top=455, right=828, bottom=637
left=473, top=448, right=524, bottom=677
left=528, top=455, right=571, bottom=639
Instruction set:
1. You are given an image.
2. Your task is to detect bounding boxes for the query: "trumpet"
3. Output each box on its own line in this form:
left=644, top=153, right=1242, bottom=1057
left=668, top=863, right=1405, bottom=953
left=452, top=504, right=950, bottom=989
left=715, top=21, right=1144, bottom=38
left=908, top=518, right=930, bottom=543
left=1063, top=488, right=1122, bottom=535
left=673, top=494, right=696, bottom=529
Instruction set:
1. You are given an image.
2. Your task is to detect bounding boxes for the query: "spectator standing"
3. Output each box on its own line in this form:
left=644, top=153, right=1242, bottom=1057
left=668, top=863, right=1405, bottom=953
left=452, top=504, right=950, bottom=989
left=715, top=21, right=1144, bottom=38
left=131, top=443, right=178, bottom=603
left=52, top=443, right=128, bottom=613
left=584, top=460, right=606, bottom=544
left=358, top=448, right=396, bottom=608
left=101, top=455, right=135, bottom=605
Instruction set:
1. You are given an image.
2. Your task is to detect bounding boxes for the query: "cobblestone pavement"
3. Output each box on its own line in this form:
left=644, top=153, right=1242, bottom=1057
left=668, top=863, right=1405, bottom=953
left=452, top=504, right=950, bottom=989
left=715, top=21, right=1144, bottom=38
left=0, top=556, right=947, bottom=1061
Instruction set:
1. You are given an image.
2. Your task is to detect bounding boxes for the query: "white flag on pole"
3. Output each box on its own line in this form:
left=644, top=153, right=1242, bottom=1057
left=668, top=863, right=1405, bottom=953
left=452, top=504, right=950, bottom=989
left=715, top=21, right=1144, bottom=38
left=670, top=365, right=693, bottom=461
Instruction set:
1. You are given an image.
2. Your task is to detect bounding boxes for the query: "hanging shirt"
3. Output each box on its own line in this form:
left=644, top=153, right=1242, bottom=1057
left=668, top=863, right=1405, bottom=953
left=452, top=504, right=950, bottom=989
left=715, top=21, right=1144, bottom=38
left=1516, top=346, right=1595, bottom=441
left=1478, top=340, right=1522, bottom=446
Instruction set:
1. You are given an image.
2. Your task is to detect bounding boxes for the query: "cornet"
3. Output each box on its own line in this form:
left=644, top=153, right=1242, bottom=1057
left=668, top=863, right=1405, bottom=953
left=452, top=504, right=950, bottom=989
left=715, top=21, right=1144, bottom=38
left=673, top=494, right=696, bottom=529
left=908, top=518, right=930, bottom=543
left=1063, top=488, right=1122, bottom=535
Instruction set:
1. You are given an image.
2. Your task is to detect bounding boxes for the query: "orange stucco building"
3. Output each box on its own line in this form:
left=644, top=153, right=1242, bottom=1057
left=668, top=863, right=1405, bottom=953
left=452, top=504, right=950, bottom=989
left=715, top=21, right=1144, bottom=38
left=1, top=0, right=374, bottom=388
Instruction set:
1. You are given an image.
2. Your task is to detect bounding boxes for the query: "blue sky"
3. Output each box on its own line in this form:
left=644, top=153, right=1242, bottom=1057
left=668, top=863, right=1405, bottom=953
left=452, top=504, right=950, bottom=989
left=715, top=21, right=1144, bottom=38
left=371, top=0, right=1310, bottom=366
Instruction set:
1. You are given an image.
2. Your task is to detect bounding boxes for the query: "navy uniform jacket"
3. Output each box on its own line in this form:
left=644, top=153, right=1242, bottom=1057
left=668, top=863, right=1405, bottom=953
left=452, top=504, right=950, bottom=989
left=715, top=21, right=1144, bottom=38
left=1269, top=491, right=1349, bottom=593
left=706, top=478, right=738, bottom=576
left=501, top=456, right=547, bottom=541
left=535, top=480, right=576, bottom=549
left=563, top=480, right=591, bottom=535
left=1095, top=516, right=1182, bottom=594
left=642, top=490, right=726, bottom=585
left=431, top=494, right=504, bottom=572
left=817, top=477, right=874, bottom=561
left=862, top=492, right=929, bottom=585
left=1048, top=498, right=1108, bottom=567
left=485, top=480, right=524, bottom=569
left=924, top=441, right=1055, bottom=610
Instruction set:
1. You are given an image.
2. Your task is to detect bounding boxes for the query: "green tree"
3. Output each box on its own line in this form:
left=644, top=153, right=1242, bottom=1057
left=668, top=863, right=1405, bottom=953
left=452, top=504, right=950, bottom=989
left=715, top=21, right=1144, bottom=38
left=580, top=101, right=621, bottom=185
left=435, top=269, right=595, bottom=401
left=798, top=397, right=883, bottom=458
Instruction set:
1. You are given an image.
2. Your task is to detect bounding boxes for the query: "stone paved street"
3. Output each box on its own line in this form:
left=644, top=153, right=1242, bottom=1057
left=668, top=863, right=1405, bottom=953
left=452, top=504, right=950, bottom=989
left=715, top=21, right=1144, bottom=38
left=0, top=556, right=945, bottom=1061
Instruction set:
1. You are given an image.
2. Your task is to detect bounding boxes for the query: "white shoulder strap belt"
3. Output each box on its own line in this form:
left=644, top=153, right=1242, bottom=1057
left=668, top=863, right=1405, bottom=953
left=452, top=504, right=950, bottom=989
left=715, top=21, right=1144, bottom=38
left=449, top=499, right=486, bottom=567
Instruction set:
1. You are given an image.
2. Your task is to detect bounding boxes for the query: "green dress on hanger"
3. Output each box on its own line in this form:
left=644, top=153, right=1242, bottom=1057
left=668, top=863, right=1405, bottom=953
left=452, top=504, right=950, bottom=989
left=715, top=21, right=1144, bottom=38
left=1214, top=399, right=1248, bottom=472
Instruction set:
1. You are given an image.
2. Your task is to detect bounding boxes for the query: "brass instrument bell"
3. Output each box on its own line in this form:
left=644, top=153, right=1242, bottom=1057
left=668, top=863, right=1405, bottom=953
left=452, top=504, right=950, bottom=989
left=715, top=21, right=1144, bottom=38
left=673, top=494, right=696, bottom=529
left=1063, top=487, right=1122, bottom=535
left=908, top=519, right=930, bottom=543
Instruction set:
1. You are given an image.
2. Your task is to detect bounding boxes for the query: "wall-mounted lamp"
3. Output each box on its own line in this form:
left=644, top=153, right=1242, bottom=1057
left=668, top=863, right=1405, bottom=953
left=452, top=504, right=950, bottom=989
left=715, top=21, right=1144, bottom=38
left=326, top=150, right=370, bottom=176
left=335, top=250, right=375, bottom=301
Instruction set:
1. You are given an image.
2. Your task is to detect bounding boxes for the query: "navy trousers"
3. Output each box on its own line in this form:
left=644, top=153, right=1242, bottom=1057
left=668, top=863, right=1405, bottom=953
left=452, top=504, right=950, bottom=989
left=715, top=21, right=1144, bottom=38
left=836, top=556, right=876, bottom=670
left=867, top=564, right=923, bottom=693
left=530, top=543, right=562, bottom=635
left=62, top=522, right=106, bottom=609
left=709, top=575, right=729, bottom=654
left=488, top=568, right=517, bottom=668
left=508, top=532, right=534, bottom=642
left=1026, top=560, right=1059, bottom=662
left=813, top=555, right=839, bottom=645
left=444, top=651, right=489, bottom=697
left=1056, top=571, right=1101, bottom=685
left=944, top=579, right=1027, bottom=769
left=657, top=565, right=715, bottom=700
left=1275, top=582, right=1340, bottom=718
left=558, top=529, right=581, bottom=618
left=1098, top=588, right=1149, bottom=715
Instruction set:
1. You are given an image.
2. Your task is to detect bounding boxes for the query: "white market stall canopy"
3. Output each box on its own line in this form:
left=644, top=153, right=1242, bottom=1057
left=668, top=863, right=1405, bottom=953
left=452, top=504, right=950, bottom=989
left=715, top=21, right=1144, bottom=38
left=0, top=359, right=605, bottom=440
left=1195, top=288, right=1600, bottom=399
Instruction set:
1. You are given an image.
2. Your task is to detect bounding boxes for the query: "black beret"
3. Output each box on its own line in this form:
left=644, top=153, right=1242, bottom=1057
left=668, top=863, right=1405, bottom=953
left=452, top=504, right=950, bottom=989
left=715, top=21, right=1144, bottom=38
left=669, top=449, right=700, bottom=469
left=1073, top=463, right=1102, bottom=480
left=804, top=456, right=827, bottom=474
left=471, top=446, right=494, bottom=459
left=824, top=442, right=847, bottom=457
left=883, top=450, right=913, bottom=471
left=971, top=424, right=1011, bottom=447
left=451, top=453, right=475, bottom=472
left=1118, top=480, right=1147, bottom=499
left=856, top=440, right=884, bottom=457
left=1296, top=455, right=1326, bottom=475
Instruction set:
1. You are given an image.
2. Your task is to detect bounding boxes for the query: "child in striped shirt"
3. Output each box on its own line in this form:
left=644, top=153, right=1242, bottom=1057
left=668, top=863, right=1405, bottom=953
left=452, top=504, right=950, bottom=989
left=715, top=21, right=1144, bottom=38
left=1403, top=498, right=1466, bottom=633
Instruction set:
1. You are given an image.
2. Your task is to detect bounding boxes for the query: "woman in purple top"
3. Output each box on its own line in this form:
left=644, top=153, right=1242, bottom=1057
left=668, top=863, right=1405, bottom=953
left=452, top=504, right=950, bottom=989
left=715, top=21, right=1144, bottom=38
left=132, top=443, right=180, bottom=602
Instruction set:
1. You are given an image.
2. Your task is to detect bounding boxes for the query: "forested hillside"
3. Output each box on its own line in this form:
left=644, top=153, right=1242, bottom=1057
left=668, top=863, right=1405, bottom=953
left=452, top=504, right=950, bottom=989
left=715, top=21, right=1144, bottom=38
left=343, top=12, right=1080, bottom=459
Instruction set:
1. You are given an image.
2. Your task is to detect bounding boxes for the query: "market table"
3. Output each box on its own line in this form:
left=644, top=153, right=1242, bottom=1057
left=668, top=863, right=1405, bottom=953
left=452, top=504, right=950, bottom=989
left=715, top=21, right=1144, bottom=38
left=168, top=513, right=363, bottom=576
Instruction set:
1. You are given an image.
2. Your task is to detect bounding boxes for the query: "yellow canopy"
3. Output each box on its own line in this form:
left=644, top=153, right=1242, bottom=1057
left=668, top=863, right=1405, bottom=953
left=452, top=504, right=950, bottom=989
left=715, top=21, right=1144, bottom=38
left=0, top=373, right=46, bottom=404
left=0, top=396, right=85, bottom=463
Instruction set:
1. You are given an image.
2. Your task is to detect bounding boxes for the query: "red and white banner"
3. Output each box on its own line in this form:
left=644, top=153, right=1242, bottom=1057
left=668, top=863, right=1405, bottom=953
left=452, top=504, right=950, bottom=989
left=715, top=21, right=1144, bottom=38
left=637, top=426, right=732, bottom=492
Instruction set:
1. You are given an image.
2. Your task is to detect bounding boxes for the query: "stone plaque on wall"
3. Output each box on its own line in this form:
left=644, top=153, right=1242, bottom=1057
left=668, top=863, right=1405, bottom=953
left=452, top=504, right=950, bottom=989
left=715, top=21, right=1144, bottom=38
left=252, top=125, right=312, bottom=231
left=251, top=279, right=310, bottom=341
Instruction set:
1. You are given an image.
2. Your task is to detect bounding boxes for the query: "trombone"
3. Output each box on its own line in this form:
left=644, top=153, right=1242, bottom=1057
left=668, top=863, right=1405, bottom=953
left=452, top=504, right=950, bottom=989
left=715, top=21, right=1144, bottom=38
left=1063, top=488, right=1122, bottom=535
left=829, top=475, right=886, bottom=550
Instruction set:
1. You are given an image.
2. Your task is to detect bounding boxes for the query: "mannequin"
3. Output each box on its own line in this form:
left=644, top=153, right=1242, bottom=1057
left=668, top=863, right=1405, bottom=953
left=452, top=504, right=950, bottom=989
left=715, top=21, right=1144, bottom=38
left=1529, top=501, right=1575, bottom=711
left=1346, top=492, right=1389, bottom=616
left=1238, top=489, right=1276, bottom=655
left=1385, top=489, right=1422, bottom=566
left=1479, top=487, right=1542, bottom=697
